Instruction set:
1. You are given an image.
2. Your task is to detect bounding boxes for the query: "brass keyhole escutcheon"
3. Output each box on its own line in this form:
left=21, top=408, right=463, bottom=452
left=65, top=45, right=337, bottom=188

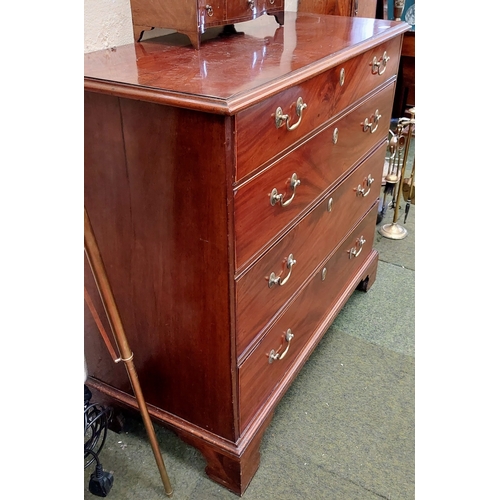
left=339, top=68, right=345, bottom=86
left=327, top=197, right=333, bottom=212
left=332, top=127, right=339, bottom=144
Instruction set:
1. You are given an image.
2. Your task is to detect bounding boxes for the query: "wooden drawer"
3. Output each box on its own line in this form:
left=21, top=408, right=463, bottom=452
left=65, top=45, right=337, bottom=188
left=199, top=0, right=226, bottom=26
left=235, top=142, right=385, bottom=356
left=265, top=0, right=283, bottom=8
left=225, top=0, right=257, bottom=20
left=235, top=36, right=401, bottom=181
left=132, top=0, right=285, bottom=47
left=234, top=82, right=395, bottom=270
left=226, top=0, right=283, bottom=21
left=238, top=202, right=379, bottom=430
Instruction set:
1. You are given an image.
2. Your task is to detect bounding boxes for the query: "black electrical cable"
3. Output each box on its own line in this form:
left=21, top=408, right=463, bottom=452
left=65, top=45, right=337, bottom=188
left=84, top=384, right=112, bottom=467
left=84, top=401, right=111, bottom=468
left=86, top=446, right=114, bottom=497
left=85, top=385, right=115, bottom=496
left=85, top=448, right=102, bottom=469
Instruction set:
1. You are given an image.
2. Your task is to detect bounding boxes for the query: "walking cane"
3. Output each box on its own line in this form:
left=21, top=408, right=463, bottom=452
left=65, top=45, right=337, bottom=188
left=84, top=208, right=173, bottom=498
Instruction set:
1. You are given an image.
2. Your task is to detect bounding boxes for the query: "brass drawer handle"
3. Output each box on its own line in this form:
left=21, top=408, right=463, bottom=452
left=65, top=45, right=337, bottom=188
left=205, top=4, right=214, bottom=16
left=372, top=51, right=390, bottom=75
left=268, top=329, right=294, bottom=363
left=270, top=173, right=301, bottom=207
left=275, top=97, right=308, bottom=131
left=362, top=110, right=381, bottom=134
left=354, top=174, right=374, bottom=197
left=248, top=0, right=255, bottom=9
left=348, top=236, right=366, bottom=259
left=268, top=254, right=296, bottom=288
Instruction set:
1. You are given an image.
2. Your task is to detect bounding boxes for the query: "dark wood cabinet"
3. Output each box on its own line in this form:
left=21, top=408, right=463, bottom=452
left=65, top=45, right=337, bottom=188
left=84, top=12, right=409, bottom=495
left=392, top=29, right=415, bottom=117
left=130, top=0, right=285, bottom=48
left=298, top=0, right=377, bottom=18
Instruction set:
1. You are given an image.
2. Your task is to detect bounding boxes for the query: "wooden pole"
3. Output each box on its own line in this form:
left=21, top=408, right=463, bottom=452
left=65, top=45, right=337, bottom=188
left=84, top=208, right=173, bottom=497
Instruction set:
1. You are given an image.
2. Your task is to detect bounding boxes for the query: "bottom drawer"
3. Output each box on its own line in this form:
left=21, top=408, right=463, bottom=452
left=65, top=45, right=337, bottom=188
left=238, top=202, right=379, bottom=430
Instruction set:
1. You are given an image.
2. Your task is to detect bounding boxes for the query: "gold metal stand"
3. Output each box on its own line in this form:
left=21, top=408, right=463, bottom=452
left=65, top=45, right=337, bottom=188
left=84, top=208, right=174, bottom=498
left=379, top=220, right=408, bottom=239
left=394, top=0, right=406, bottom=20
left=379, top=108, right=415, bottom=240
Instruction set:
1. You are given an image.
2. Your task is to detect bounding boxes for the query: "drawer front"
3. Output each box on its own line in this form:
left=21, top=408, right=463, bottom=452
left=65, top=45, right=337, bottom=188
left=266, top=0, right=284, bottom=8
left=226, top=0, right=262, bottom=20
left=225, top=0, right=283, bottom=22
left=238, top=203, right=379, bottom=430
left=200, top=0, right=226, bottom=26
left=234, top=82, right=395, bottom=270
left=235, top=142, right=385, bottom=356
left=235, top=36, right=401, bottom=181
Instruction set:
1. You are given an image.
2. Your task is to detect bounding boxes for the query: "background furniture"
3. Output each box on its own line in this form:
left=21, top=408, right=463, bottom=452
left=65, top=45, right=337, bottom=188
left=299, top=1, right=415, bottom=118
left=392, top=29, right=414, bottom=117
left=377, top=0, right=415, bottom=117
left=84, top=12, right=408, bottom=495
left=298, top=0, right=377, bottom=17
left=380, top=0, right=415, bottom=29
left=129, top=0, right=285, bottom=48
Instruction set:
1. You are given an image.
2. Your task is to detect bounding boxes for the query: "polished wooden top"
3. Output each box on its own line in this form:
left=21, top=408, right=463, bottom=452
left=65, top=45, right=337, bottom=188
left=84, top=12, right=409, bottom=114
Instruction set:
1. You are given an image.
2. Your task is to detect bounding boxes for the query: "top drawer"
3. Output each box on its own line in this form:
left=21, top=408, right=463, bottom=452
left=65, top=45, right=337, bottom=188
left=226, top=0, right=283, bottom=20
left=235, top=36, right=401, bottom=182
left=202, top=0, right=284, bottom=28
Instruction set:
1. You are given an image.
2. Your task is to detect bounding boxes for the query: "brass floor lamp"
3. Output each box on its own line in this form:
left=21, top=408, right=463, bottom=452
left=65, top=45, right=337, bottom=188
left=84, top=208, right=173, bottom=498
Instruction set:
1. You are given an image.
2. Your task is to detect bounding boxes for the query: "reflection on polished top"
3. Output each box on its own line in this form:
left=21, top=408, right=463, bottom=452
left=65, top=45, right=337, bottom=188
left=84, top=12, right=408, bottom=114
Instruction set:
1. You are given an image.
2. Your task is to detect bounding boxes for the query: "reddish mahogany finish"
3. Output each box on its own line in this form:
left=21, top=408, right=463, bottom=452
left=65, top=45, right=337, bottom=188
left=84, top=92, right=237, bottom=438
left=84, top=12, right=409, bottom=496
left=393, top=30, right=415, bottom=118
left=235, top=36, right=401, bottom=181
left=235, top=142, right=386, bottom=357
left=234, top=82, right=395, bottom=271
left=239, top=203, right=379, bottom=429
left=130, top=0, right=285, bottom=49
left=298, top=0, right=377, bottom=18
left=84, top=13, right=408, bottom=113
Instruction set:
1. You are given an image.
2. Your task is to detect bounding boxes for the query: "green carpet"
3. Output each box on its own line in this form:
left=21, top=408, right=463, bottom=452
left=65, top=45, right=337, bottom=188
left=84, top=324, right=414, bottom=500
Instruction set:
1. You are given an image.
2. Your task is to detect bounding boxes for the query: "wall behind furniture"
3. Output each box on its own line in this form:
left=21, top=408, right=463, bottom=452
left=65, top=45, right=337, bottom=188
left=84, top=0, right=299, bottom=53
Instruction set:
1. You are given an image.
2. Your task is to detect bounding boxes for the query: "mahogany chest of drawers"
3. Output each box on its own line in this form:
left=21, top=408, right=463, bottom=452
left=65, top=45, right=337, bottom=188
left=84, top=12, right=409, bottom=495
left=130, top=0, right=285, bottom=48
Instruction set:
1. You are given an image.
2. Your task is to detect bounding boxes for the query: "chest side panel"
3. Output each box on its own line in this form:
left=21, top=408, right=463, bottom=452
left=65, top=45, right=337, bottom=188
left=84, top=91, right=236, bottom=439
